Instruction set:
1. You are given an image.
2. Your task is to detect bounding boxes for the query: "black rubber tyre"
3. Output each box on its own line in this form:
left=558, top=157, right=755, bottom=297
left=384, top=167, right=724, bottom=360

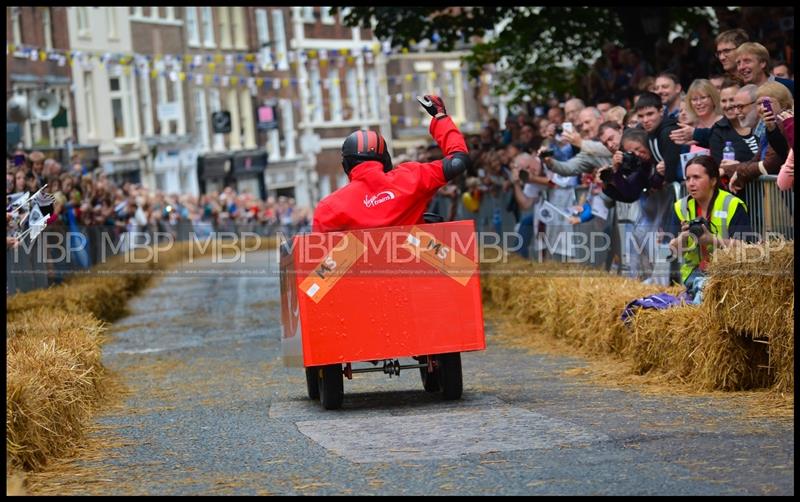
left=419, top=356, right=441, bottom=392
left=438, top=352, right=462, bottom=400
left=319, top=364, right=344, bottom=410
left=305, top=367, right=320, bottom=400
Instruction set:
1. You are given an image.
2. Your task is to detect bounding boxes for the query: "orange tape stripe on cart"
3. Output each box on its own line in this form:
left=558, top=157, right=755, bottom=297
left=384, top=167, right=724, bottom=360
left=299, top=232, right=367, bottom=304
left=403, top=226, right=477, bottom=286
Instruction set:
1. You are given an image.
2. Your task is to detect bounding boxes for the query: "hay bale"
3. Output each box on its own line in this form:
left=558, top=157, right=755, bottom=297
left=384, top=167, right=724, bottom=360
left=5, top=235, right=279, bottom=474
left=6, top=309, right=108, bottom=471
left=704, top=238, right=794, bottom=339
left=481, top=242, right=786, bottom=393
left=703, top=238, right=794, bottom=392
left=621, top=299, right=771, bottom=391
left=482, top=254, right=679, bottom=357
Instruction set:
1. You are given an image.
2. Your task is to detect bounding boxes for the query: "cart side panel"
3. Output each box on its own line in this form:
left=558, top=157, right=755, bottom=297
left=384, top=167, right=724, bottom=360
left=293, top=221, right=485, bottom=367
left=279, top=236, right=304, bottom=367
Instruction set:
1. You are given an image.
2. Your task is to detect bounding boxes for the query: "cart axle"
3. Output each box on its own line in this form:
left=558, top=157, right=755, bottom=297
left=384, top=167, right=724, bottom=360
left=346, top=360, right=428, bottom=378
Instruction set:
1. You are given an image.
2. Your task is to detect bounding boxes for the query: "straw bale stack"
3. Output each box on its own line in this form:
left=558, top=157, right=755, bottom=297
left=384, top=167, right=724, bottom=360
left=482, top=255, right=677, bottom=356
left=6, top=308, right=107, bottom=471
left=627, top=305, right=771, bottom=390
left=703, top=238, right=794, bottom=392
left=6, top=235, right=278, bottom=474
left=482, top=239, right=792, bottom=393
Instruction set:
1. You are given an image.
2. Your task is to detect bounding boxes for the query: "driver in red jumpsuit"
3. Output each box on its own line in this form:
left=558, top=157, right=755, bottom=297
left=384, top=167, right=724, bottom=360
left=312, top=95, right=470, bottom=232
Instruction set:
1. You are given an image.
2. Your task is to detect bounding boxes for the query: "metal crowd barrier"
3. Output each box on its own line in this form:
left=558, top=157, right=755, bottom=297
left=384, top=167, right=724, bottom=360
left=742, top=175, right=794, bottom=240
left=677, top=175, right=794, bottom=240
left=6, top=220, right=309, bottom=295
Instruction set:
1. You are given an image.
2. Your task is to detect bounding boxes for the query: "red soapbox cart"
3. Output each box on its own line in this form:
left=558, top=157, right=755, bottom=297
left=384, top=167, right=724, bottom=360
left=280, top=219, right=486, bottom=409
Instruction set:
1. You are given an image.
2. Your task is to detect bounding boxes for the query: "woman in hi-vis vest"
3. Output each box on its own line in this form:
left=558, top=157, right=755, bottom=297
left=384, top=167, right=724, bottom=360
left=666, top=155, right=753, bottom=303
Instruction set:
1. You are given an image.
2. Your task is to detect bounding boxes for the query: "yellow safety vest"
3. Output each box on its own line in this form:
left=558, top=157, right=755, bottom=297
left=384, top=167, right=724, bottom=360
left=673, top=189, right=746, bottom=285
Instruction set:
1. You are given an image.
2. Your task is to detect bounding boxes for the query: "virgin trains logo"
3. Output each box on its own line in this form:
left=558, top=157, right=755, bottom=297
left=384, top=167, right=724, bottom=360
left=363, top=190, right=396, bottom=208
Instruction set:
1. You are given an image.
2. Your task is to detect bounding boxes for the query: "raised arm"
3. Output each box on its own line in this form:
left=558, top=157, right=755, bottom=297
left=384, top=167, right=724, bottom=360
left=419, top=95, right=470, bottom=181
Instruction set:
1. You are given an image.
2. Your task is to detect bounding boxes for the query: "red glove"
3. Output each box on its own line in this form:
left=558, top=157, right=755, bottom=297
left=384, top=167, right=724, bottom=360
left=417, top=95, right=447, bottom=117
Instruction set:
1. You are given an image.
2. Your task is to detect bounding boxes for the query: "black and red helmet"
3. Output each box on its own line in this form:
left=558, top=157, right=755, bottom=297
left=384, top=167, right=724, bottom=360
left=341, top=129, right=393, bottom=174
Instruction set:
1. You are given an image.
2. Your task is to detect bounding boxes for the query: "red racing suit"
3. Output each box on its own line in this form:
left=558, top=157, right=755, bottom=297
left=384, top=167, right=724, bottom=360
left=312, top=116, right=468, bottom=232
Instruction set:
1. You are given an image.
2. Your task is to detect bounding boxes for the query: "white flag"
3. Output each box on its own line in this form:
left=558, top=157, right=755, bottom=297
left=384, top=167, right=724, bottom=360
left=7, top=191, right=30, bottom=212
left=31, top=190, right=55, bottom=207
left=27, top=203, right=49, bottom=242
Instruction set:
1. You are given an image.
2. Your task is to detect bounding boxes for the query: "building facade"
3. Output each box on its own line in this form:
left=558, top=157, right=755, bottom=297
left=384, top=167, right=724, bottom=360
left=66, top=7, right=145, bottom=183
left=386, top=49, right=486, bottom=156
left=11, top=6, right=498, bottom=210
left=6, top=7, right=87, bottom=163
left=182, top=6, right=268, bottom=200
left=129, top=6, right=199, bottom=195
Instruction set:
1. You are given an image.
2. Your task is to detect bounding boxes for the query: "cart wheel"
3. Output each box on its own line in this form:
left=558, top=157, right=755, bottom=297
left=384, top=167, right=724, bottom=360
left=318, top=364, right=344, bottom=410
left=419, top=356, right=441, bottom=393
left=438, top=352, right=462, bottom=400
left=305, top=367, right=320, bottom=400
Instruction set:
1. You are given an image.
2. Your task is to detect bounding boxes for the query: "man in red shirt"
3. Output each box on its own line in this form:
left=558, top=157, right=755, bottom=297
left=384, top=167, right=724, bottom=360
left=312, top=95, right=470, bottom=232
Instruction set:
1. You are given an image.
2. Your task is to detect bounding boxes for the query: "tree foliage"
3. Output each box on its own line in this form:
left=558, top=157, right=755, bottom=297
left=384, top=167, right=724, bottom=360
left=335, top=6, right=718, bottom=105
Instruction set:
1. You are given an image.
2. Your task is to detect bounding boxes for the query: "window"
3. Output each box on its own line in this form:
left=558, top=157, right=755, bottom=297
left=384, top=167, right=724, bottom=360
left=12, top=8, right=22, bottom=45
left=255, top=9, right=270, bottom=46
left=309, top=66, right=323, bottom=123
left=272, top=9, right=289, bottom=71
left=218, top=7, right=232, bottom=49
left=339, top=7, right=351, bottom=25
left=83, top=71, right=96, bottom=138
left=321, top=7, right=335, bottom=25
left=107, top=7, right=118, bottom=40
left=345, top=68, right=359, bottom=121
left=280, top=99, right=296, bottom=158
left=232, top=7, right=246, bottom=50
left=157, top=72, right=168, bottom=136
left=172, top=78, right=185, bottom=135
left=227, top=89, right=241, bottom=149
left=328, top=69, right=343, bottom=121
left=139, top=63, right=154, bottom=136
left=43, top=8, right=53, bottom=50
left=366, top=68, right=379, bottom=120
left=193, top=88, right=210, bottom=151
left=201, top=7, right=215, bottom=48
left=156, top=173, right=167, bottom=192
left=302, top=7, right=315, bottom=23
left=108, top=76, right=128, bottom=138
left=268, top=109, right=281, bottom=161
left=185, top=7, right=200, bottom=46
left=77, top=7, right=90, bottom=37
left=255, top=9, right=273, bottom=69
left=444, top=61, right=465, bottom=121
left=240, top=88, right=256, bottom=149
left=209, top=88, right=226, bottom=152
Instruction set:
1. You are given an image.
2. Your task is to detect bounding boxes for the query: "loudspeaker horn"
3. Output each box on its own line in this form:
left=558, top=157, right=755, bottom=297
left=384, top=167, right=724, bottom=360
left=7, top=93, right=29, bottom=122
left=30, top=91, right=60, bottom=121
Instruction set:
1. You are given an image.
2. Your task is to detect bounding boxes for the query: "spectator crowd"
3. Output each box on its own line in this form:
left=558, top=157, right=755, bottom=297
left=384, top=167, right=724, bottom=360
left=7, top=9, right=794, bottom=299
left=417, top=17, right=794, bottom=293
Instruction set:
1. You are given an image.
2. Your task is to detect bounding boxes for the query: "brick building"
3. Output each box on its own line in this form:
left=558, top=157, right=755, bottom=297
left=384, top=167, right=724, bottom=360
left=6, top=7, right=90, bottom=165
left=66, top=7, right=145, bottom=182
left=129, top=7, right=198, bottom=194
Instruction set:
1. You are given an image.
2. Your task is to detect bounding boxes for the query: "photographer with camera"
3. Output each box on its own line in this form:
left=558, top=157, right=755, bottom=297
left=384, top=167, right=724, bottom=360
left=666, top=155, right=752, bottom=302
left=596, top=127, right=669, bottom=282
left=598, top=128, right=665, bottom=204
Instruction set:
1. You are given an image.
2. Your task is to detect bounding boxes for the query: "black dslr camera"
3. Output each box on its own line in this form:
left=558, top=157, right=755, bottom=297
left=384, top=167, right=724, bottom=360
left=598, top=167, right=614, bottom=184
left=687, top=217, right=710, bottom=238
left=619, top=151, right=645, bottom=176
